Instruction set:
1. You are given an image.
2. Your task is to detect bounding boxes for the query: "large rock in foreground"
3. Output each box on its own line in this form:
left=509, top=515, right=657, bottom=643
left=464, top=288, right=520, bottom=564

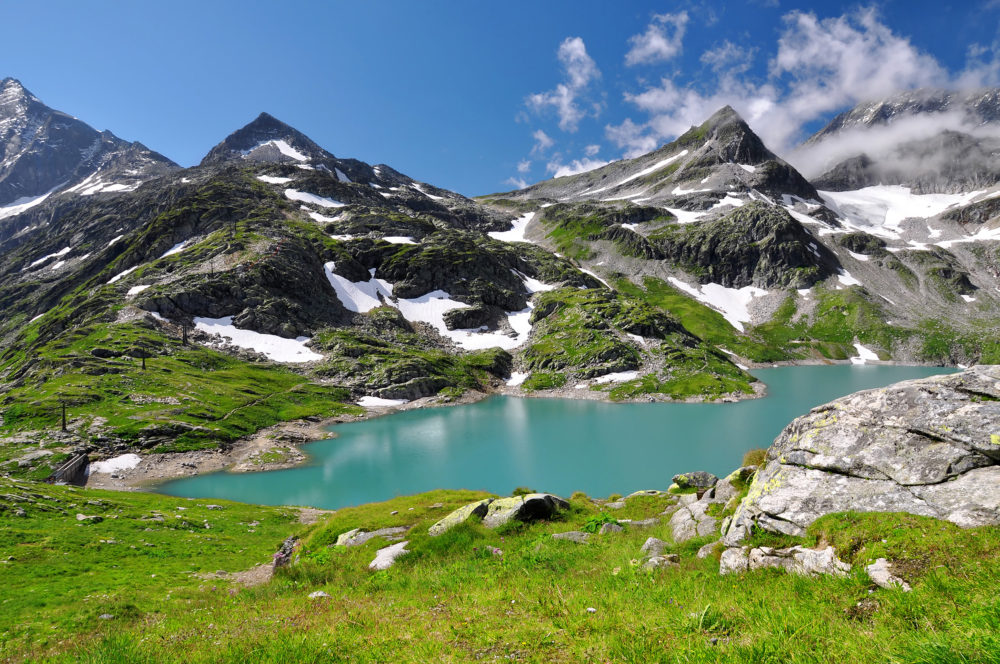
left=482, top=494, right=569, bottom=529
left=428, top=493, right=569, bottom=536
left=724, top=366, right=1000, bottom=545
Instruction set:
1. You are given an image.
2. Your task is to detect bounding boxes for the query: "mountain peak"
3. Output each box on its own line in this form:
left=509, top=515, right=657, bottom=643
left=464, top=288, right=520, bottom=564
left=199, top=113, right=332, bottom=167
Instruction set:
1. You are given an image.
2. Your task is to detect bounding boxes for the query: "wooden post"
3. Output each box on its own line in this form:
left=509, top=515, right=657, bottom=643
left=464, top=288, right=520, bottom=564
left=141, top=354, right=146, bottom=371
left=182, top=324, right=188, bottom=346
left=61, top=401, right=67, bottom=431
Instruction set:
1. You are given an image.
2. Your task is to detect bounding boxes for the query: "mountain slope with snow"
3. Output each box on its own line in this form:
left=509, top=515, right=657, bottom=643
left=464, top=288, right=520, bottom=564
left=0, top=78, right=177, bottom=209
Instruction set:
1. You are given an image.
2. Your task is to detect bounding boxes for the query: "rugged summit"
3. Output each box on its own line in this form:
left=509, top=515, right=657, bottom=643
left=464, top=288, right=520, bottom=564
left=802, top=88, right=1000, bottom=193
left=0, top=78, right=176, bottom=209
left=502, top=106, right=819, bottom=208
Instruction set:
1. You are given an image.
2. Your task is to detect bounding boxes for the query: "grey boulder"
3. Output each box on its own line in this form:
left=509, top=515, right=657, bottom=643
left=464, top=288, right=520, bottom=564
left=724, top=366, right=1000, bottom=546
left=481, top=494, right=569, bottom=529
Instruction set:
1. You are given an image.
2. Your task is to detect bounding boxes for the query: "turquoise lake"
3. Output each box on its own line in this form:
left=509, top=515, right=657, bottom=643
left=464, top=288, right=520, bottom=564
left=158, top=365, right=955, bottom=509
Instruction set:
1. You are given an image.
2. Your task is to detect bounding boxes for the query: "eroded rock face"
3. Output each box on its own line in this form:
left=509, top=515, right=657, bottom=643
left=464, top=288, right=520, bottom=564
left=723, top=366, right=1000, bottom=546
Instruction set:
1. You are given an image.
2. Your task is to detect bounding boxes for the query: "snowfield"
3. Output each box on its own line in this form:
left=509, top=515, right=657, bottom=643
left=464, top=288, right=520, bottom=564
left=488, top=212, right=536, bottom=243
left=284, top=189, right=345, bottom=208
left=257, top=174, right=293, bottom=184
left=193, top=316, right=322, bottom=363
left=819, top=186, right=982, bottom=240
left=0, top=191, right=52, bottom=220
left=324, top=262, right=553, bottom=350
left=87, top=453, right=142, bottom=475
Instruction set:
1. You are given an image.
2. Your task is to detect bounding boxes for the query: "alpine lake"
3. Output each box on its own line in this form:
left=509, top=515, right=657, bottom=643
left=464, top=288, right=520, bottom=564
left=159, top=365, right=955, bottom=509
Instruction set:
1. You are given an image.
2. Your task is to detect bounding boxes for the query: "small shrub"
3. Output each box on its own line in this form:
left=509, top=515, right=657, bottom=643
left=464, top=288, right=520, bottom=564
left=581, top=513, right=620, bottom=534
left=512, top=486, right=537, bottom=497
left=742, top=448, right=767, bottom=467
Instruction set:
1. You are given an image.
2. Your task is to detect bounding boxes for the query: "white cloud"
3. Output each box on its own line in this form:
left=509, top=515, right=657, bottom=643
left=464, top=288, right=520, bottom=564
left=701, top=41, right=756, bottom=75
left=531, top=129, right=555, bottom=155
left=505, top=176, right=529, bottom=190
left=584, top=144, right=601, bottom=157
left=546, top=156, right=610, bottom=178
left=516, top=159, right=531, bottom=174
left=625, top=12, right=689, bottom=66
left=608, top=7, right=989, bottom=160
left=526, top=37, right=601, bottom=132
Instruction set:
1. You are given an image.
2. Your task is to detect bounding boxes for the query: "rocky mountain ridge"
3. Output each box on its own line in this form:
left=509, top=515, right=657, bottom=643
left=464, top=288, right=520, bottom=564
left=0, top=78, right=177, bottom=211
left=1, top=79, right=1000, bottom=477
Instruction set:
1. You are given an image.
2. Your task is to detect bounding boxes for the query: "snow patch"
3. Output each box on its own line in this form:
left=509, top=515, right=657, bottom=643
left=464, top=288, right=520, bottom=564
left=257, top=174, right=293, bottom=184
left=161, top=240, right=190, bottom=258
left=358, top=396, right=408, bottom=408
left=664, top=207, right=707, bottom=224
left=593, top=371, right=639, bottom=384
left=847, top=250, right=870, bottom=262
left=506, top=372, right=529, bottom=387
left=284, top=189, right=345, bottom=208
left=126, top=285, right=150, bottom=296
left=382, top=236, right=417, bottom=245
left=107, top=234, right=125, bottom=248
left=0, top=191, right=52, bottom=220
left=324, top=262, right=541, bottom=350
left=711, top=196, right=745, bottom=210
left=961, top=294, right=977, bottom=303
left=838, top=271, right=862, bottom=286
left=412, top=183, right=444, bottom=201
left=107, top=266, right=139, bottom=284
left=335, top=167, right=351, bottom=183
left=488, top=212, right=535, bottom=243
left=88, top=453, right=142, bottom=475
left=579, top=268, right=611, bottom=288
left=309, top=211, right=342, bottom=222
left=850, top=342, right=879, bottom=365
left=194, top=316, right=322, bottom=363
left=667, top=278, right=767, bottom=332
left=246, top=139, right=307, bottom=162
left=27, top=246, right=71, bottom=269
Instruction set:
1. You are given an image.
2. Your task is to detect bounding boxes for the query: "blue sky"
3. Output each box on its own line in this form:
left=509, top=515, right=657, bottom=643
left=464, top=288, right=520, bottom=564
left=2, top=1, right=998, bottom=195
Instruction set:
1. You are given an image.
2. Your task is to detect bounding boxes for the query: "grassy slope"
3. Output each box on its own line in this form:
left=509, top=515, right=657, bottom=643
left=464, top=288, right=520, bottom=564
left=0, top=321, right=360, bottom=475
left=3, top=480, right=998, bottom=663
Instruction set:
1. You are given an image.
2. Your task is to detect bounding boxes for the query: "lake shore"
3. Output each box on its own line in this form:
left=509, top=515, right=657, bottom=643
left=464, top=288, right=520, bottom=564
left=86, top=359, right=950, bottom=494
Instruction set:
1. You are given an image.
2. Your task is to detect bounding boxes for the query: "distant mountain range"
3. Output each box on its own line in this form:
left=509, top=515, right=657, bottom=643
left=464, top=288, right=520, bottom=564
left=1, top=76, right=999, bottom=474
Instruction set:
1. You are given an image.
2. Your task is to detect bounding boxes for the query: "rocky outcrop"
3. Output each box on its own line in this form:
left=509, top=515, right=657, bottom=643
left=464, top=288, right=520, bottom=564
left=482, top=493, right=569, bottom=529
left=335, top=526, right=409, bottom=547
left=669, top=467, right=754, bottom=543
left=428, top=493, right=570, bottom=536
left=720, top=545, right=851, bottom=577
left=428, top=499, right=492, bottom=536
left=723, top=366, right=1000, bottom=547
left=653, top=203, right=842, bottom=289
left=671, top=471, right=718, bottom=491
left=369, top=541, right=410, bottom=570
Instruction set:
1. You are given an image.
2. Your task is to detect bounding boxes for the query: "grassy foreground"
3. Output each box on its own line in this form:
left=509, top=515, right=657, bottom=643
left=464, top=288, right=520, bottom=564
left=1, top=477, right=999, bottom=663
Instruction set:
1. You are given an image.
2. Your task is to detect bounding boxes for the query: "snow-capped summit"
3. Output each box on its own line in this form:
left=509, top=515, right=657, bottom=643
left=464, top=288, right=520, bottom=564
left=0, top=78, right=177, bottom=209
left=501, top=105, right=818, bottom=209
left=199, top=112, right=335, bottom=167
